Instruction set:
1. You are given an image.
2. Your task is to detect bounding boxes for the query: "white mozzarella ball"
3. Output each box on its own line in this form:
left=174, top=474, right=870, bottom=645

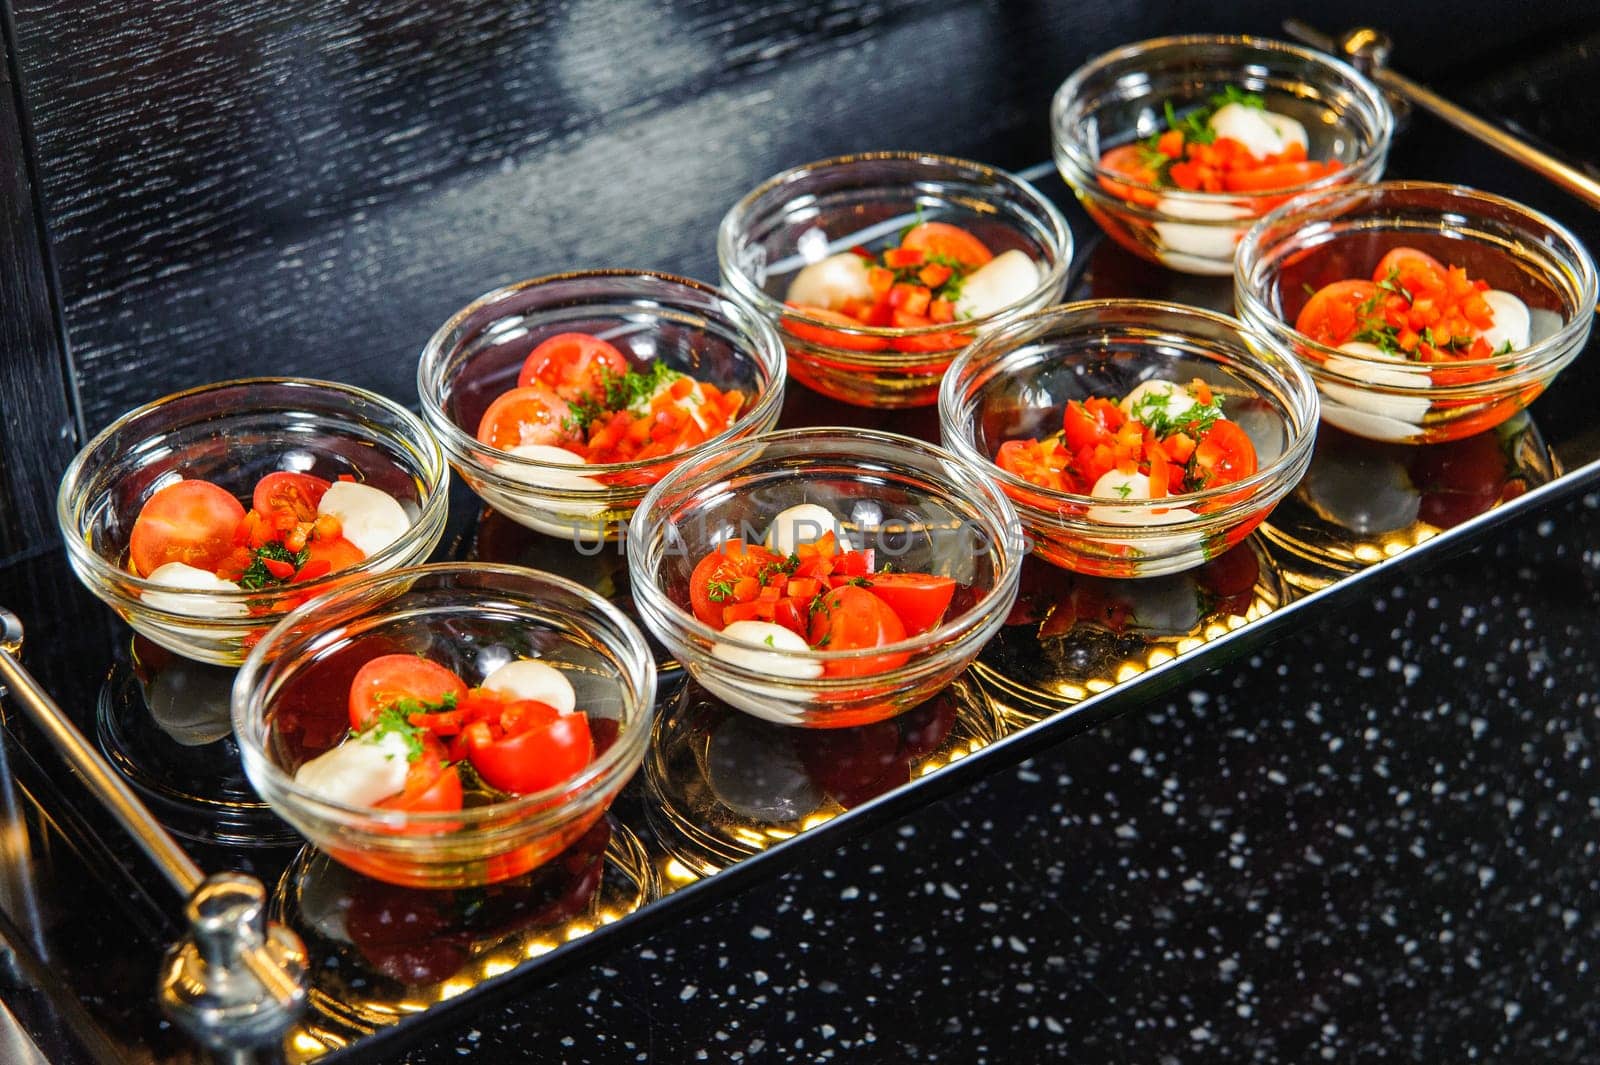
left=711, top=621, right=823, bottom=680
left=142, top=563, right=249, bottom=619
left=293, top=731, right=412, bottom=808
left=1320, top=348, right=1432, bottom=438
left=1262, top=111, right=1308, bottom=152
left=317, top=481, right=411, bottom=558
left=505, top=445, right=603, bottom=491
left=1209, top=101, right=1290, bottom=159
left=785, top=252, right=875, bottom=310
left=1090, top=469, right=1152, bottom=502
left=953, top=250, right=1040, bottom=320
left=480, top=659, right=577, bottom=715
left=1085, top=471, right=1199, bottom=528
left=764, top=503, right=852, bottom=557
left=1153, top=195, right=1251, bottom=266
left=1476, top=290, right=1531, bottom=353
left=1120, top=379, right=1200, bottom=424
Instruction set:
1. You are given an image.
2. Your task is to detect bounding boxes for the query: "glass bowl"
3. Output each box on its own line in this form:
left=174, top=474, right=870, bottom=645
left=1235, top=181, right=1598, bottom=444
left=57, top=378, right=449, bottom=666
left=1052, top=35, right=1393, bottom=276
left=418, top=270, right=786, bottom=541
left=232, top=563, right=655, bottom=889
left=717, top=152, right=1073, bottom=408
left=939, top=300, right=1319, bottom=578
left=626, top=429, right=1025, bottom=727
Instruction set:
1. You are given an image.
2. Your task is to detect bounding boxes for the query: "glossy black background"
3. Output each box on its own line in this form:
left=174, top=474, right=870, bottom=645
left=0, top=1, right=1598, bottom=1062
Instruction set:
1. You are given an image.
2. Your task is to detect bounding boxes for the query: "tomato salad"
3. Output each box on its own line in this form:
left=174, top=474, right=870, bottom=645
left=995, top=378, right=1259, bottom=518
left=781, top=221, right=1041, bottom=352
left=292, top=653, right=596, bottom=812
left=1100, top=86, right=1342, bottom=204
left=475, top=332, right=747, bottom=484
left=688, top=505, right=961, bottom=680
left=129, top=472, right=410, bottom=616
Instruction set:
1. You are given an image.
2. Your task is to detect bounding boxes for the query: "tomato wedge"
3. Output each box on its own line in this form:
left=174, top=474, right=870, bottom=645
left=475, top=383, right=574, bottom=450
left=467, top=709, right=594, bottom=795
left=377, top=744, right=464, bottom=814
left=348, top=655, right=469, bottom=732
left=858, top=573, right=957, bottom=636
left=252, top=472, right=331, bottom=522
left=898, top=222, right=994, bottom=268
left=808, top=585, right=909, bottom=677
left=1295, top=279, right=1379, bottom=347
left=304, top=532, right=365, bottom=573
left=519, top=333, right=629, bottom=402
left=1191, top=421, right=1258, bottom=489
left=1373, top=247, right=1446, bottom=293
left=129, top=479, right=247, bottom=577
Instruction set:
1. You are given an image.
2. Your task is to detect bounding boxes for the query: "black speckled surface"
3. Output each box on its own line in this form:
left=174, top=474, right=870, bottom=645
left=381, top=492, right=1599, bottom=1063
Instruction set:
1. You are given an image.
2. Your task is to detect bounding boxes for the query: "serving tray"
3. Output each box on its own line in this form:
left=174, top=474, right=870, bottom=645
left=2, top=109, right=1599, bottom=1064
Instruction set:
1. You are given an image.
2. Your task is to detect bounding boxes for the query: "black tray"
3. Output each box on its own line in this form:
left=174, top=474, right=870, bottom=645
left=2, top=109, right=1599, bottom=1064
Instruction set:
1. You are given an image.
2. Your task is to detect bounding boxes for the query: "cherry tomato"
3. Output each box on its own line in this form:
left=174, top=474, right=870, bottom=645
left=1295, top=279, right=1379, bottom=346
left=377, top=738, right=463, bottom=814
left=808, top=585, right=909, bottom=677
left=252, top=471, right=331, bottom=522
left=1191, top=421, right=1258, bottom=489
left=996, top=439, right=1068, bottom=492
left=859, top=573, right=957, bottom=636
left=687, top=540, right=784, bottom=627
left=1096, top=145, right=1163, bottom=207
left=128, top=479, right=247, bottom=577
left=468, top=711, right=594, bottom=795
left=782, top=304, right=891, bottom=352
left=1062, top=397, right=1123, bottom=450
left=475, top=383, right=573, bottom=450
left=1373, top=247, right=1446, bottom=293
left=897, top=222, right=994, bottom=268
left=348, top=654, right=469, bottom=732
left=304, top=532, right=366, bottom=573
left=518, top=333, right=629, bottom=402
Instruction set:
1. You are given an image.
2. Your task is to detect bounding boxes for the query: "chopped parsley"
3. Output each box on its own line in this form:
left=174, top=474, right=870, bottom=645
left=237, top=541, right=309, bottom=590
left=1124, top=386, right=1224, bottom=439
left=763, top=633, right=777, bottom=647
left=360, top=706, right=428, bottom=764
left=562, top=361, right=681, bottom=434
left=706, top=578, right=737, bottom=603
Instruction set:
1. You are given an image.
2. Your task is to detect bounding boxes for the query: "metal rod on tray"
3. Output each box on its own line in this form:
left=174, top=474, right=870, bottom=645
left=0, top=608, right=305, bottom=1054
left=1284, top=20, right=1600, bottom=212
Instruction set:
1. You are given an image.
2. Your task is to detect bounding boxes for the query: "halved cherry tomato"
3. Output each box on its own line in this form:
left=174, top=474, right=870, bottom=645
left=857, top=573, right=956, bottom=636
left=687, top=540, right=784, bottom=627
left=897, top=222, right=994, bottom=268
left=518, top=333, right=629, bottom=402
left=1062, top=397, right=1124, bottom=450
left=1295, top=280, right=1379, bottom=347
left=304, top=532, right=366, bottom=573
left=996, top=439, right=1068, bottom=492
left=475, top=383, right=574, bottom=450
left=1190, top=420, right=1258, bottom=488
left=468, top=711, right=594, bottom=795
left=252, top=472, right=331, bottom=522
left=377, top=742, right=464, bottom=815
left=782, top=304, right=891, bottom=352
left=1373, top=247, right=1446, bottom=294
left=1097, top=145, right=1163, bottom=208
left=808, top=585, right=909, bottom=677
left=348, top=655, right=469, bottom=732
left=129, top=479, right=248, bottom=577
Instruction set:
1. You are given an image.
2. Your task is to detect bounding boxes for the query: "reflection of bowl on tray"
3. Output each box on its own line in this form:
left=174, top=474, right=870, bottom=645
left=234, top=564, right=655, bottom=889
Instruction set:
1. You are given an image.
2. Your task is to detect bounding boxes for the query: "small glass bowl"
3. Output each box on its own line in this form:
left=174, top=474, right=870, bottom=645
left=939, top=300, right=1319, bottom=578
left=1052, top=35, right=1393, bottom=276
left=57, top=378, right=449, bottom=666
left=626, top=429, right=1025, bottom=727
left=232, top=563, right=655, bottom=889
left=717, top=152, right=1073, bottom=408
left=418, top=270, right=786, bottom=541
left=1236, top=181, right=1598, bottom=444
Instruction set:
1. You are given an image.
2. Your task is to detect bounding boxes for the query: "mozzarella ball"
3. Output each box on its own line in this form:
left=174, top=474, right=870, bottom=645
left=953, top=250, right=1040, bottom=320
left=1209, top=101, right=1293, bottom=159
left=764, top=503, right=852, bottom=557
left=1153, top=195, right=1251, bottom=266
left=712, top=621, right=823, bottom=680
left=505, top=445, right=603, bottom=490
left=785, top=252, right=875, bottom=311
left=317, top=481, right=411, bottom=558
left=480, top=659, right=577, bottom=715
left=142, top=563, right=249, bottom=619
left=1477, top=290, right=1532, bottom=353
left=1320, top=347, right=1432, bottom=439
left=1261, top=111, right=1309, bottom=153
left=1085, top=471, right=1199, bottom=528
left=1120, top=379, right=1200, bottom=424
left=293, top=731, right=412, bottom=808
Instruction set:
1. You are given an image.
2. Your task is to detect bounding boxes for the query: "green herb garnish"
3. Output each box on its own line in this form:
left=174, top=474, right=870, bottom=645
left=237, top=541, right=310, bottom=590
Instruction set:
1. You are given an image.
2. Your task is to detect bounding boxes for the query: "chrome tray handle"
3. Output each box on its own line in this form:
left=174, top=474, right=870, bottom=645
left=0, top=609, right=306, bottom=1058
